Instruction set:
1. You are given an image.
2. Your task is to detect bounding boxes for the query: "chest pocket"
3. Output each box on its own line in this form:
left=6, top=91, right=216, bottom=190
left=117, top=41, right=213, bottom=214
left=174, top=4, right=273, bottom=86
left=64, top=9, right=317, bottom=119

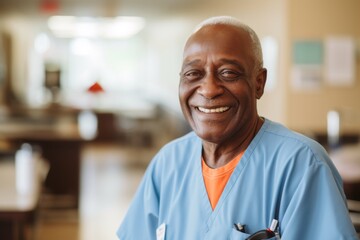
left=229, top=228, right=249, bottom=240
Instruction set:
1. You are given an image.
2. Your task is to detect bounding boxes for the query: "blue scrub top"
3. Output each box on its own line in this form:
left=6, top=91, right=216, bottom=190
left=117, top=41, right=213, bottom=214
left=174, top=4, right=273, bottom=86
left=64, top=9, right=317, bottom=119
left=117, top=119, right=358, bottom=239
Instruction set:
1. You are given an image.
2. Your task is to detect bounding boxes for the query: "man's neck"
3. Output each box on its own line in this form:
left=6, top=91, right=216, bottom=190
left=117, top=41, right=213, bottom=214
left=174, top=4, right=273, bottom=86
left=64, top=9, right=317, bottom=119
left=202, top=117, right=264, bottom=169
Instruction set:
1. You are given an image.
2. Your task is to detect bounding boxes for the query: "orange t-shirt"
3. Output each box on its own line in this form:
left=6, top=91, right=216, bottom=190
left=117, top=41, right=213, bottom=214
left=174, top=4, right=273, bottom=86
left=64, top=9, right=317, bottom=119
left=202, top=151, right=244, bottom=210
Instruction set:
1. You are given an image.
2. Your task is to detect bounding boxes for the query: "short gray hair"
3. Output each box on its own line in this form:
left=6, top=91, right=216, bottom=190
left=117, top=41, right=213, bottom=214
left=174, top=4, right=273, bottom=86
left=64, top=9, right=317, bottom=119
left=193, top=16, right=263, bottom=68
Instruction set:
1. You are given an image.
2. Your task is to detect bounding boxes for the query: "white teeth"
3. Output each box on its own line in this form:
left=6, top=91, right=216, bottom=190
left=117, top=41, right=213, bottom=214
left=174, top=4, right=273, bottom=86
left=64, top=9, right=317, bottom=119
left=197, top=106, right=229, bottom=113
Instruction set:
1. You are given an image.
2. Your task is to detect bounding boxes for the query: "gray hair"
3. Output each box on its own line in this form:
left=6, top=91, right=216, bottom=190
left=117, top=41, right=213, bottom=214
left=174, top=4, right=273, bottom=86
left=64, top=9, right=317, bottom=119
left=193, top=16, right=263, bottom=68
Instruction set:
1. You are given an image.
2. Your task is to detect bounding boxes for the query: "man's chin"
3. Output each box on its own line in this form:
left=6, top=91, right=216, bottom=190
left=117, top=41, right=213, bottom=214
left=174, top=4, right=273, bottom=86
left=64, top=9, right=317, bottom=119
left=194, top=129, right=227, bottom=144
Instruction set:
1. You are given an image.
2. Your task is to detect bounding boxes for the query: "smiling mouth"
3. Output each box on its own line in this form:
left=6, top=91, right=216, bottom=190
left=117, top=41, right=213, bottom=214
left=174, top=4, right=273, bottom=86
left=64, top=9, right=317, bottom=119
left=197, top=106, right=230, bottom=113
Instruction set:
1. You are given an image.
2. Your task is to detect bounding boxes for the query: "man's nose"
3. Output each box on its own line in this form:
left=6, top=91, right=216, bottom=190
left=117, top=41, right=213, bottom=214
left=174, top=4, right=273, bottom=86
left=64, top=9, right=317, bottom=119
left=196, top=74, right=224, bottom=99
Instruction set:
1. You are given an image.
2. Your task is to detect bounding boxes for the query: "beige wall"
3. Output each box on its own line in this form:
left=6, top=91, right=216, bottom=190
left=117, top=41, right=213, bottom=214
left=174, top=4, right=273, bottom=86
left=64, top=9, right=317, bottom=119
left=287, top=0, right=360, bottom=134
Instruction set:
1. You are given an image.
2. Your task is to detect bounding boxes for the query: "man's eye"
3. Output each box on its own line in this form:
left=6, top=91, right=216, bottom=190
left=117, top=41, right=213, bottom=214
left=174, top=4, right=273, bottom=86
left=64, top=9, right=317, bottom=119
left=220, top=70, right=240, bottom=79
left=183, top=70, right=202, bottom=80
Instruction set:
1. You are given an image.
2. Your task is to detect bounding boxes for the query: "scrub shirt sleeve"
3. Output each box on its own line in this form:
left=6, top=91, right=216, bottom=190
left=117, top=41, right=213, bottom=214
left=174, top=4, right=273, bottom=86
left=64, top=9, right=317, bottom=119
left=116, top=159, right=160, bottom=240
left=280, top=161, right=358, bottom=239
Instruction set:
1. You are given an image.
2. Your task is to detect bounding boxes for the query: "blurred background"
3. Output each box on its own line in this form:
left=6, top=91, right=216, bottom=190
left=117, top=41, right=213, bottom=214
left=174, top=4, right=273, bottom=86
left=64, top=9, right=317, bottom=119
left=0, top=0, right=359, bottom=239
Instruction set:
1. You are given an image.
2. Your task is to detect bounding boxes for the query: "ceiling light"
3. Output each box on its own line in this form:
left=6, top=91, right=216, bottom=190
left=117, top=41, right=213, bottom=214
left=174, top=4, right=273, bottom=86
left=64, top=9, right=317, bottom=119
left=47, top=16, right=145, bottom=39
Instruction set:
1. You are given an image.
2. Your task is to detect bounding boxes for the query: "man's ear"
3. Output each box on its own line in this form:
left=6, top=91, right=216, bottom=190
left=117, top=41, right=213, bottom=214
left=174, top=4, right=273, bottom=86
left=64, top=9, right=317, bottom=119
left=255, top=68, right=267, bottom=99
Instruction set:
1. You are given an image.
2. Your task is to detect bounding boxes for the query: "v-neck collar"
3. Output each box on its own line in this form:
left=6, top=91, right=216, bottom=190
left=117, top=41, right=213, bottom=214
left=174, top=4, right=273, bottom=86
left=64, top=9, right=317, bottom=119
left=195, top=118, right=269, bottom=232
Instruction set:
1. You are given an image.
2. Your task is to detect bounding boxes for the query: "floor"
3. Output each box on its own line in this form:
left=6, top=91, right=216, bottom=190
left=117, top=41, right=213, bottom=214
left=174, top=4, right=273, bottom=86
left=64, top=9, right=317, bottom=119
left=35, top=142, right=155, bottom=240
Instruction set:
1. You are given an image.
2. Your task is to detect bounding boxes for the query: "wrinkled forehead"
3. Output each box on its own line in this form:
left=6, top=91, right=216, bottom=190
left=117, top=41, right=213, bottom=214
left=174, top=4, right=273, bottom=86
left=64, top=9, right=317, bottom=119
left=182, top=24, right=254, bottom=64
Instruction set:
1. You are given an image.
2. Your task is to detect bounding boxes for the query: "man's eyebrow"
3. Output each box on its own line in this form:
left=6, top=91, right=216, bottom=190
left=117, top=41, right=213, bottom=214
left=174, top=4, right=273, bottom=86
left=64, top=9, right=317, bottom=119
left=182, top=59, right=201, bottom=68
left=219, top=59, right=243, bottom=68
left=219, top=58, right=247, bottom=72
left=181, top=58, right=246, bottom=71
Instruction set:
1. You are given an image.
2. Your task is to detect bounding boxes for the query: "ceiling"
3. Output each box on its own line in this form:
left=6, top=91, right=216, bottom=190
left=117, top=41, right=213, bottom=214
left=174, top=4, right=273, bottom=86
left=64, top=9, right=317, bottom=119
left=0, top=0, right=209, bottom=18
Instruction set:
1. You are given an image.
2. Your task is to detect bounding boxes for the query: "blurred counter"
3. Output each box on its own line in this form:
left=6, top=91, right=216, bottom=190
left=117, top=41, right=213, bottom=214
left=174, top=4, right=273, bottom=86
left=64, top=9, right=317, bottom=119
left=0, top=101, right=187, bottom=210
left=0, top=106, right=83, bottom=209
left=330, top=143, right=360, bottom=201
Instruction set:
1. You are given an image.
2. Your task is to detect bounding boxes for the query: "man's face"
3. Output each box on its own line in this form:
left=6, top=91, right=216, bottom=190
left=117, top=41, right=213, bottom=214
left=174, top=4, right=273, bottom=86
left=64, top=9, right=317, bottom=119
left=179, top=24, right=266, bottom=144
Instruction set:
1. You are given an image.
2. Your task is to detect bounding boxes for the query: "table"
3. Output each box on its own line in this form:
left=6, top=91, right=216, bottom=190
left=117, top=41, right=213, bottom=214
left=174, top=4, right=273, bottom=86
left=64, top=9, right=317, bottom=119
left=0, top=115, right=83, bottom=209
left=0, top=159, right=41, bottom=240
left=330, top=143, right=360, bottom=200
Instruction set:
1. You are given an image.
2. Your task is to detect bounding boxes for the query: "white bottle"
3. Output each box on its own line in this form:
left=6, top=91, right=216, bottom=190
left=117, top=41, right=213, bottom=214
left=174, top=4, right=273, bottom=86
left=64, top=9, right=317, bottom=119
left=15, top=143, right=37, bottom=195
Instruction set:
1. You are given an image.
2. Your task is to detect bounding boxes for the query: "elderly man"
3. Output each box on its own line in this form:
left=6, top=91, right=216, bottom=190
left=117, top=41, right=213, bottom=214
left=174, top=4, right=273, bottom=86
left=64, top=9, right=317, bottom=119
left=117, top=16, right=358, bottom=239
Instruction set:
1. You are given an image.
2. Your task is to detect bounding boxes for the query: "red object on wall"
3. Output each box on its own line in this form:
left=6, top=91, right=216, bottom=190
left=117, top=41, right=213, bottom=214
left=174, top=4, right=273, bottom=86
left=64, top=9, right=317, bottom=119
left=40, top=0, right=60, bottom=13
left=87, top=82, right=105, bottom=93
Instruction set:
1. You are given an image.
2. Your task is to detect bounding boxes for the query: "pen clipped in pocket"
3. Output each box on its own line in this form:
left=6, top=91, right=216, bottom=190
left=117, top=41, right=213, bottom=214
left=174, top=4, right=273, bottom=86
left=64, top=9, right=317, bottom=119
left=230, top=219, right=280, bottom=240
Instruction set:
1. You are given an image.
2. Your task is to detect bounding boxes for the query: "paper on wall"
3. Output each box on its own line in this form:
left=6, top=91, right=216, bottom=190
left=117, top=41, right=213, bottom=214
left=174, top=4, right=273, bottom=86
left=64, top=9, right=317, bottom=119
left=324, top=37, right=356, bottom=86
left=291, top=40, right=323, bottom=91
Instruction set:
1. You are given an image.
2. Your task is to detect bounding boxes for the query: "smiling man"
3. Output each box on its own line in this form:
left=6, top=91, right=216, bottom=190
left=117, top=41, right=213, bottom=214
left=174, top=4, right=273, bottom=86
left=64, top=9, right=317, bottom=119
left=117, top=16, right=358, bottom=240
left=179, top=21, right=266, bottom=169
